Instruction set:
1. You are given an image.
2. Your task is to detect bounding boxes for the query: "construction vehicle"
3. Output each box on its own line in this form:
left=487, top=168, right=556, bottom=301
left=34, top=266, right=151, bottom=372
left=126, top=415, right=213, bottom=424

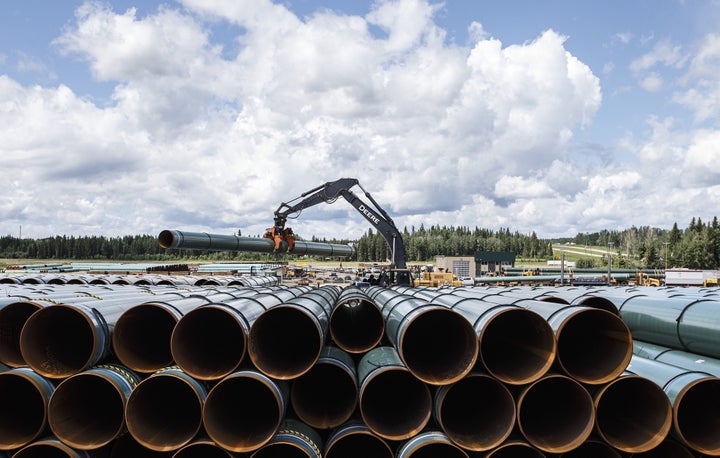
left=413, top=265, right=462, bottom=287
left=635, top=272, right=662, bottom=287
left=264, top=178, right=413, bottom=286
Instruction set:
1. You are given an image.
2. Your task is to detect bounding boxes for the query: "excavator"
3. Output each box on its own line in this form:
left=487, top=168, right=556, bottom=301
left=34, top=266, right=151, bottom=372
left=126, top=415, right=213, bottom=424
left=262, top=178, right=413, bottom=286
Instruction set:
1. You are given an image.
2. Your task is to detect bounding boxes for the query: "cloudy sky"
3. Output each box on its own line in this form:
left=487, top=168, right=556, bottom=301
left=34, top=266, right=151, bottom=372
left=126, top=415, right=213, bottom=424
left=2, top=0, right=720, bottom=242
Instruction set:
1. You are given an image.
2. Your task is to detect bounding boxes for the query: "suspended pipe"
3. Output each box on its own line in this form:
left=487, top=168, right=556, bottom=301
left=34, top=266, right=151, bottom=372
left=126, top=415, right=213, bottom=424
left=433, top=372, right=515, bottom=451
left=515, top=373, right=596, bottom=454
left=203, top=369, right=288, bottom=453
left=0, top=367, right=55, bottom=450
left=171, top=289, right=303, bottom=380
left=171, top=437, right=235, bottom=458
left=112, top=292, right=237, bottom=373
left=590, top=372, right=672, bottom=453
left=400, top=288, right=556, bottom=385
left=616, top=295, right=720, bottom=358
left=19, top=294, right=176, bottom=378
left=248, top=418, right=323, bottom=458
left=357, top=346, right=432, bottom=441
left=626, top=354, right=720, bottom=455
left=125, top=366, right=207, bottom=452
left=633, top=339, right=720, bottom=377
left=248, top=287, right=341, bottom=380
left=324, top=420, right=394, bottom=458
left=396, top=430, right=469, bottom=458
left=367, top=287, right=478, bottom=385
left=48, top=363, right=141, bottom=450
left=158, top=229, right=356, bottom=258
left=290, top=345, right=358, bottom=430
left=329, top=286, right=384, bottom=354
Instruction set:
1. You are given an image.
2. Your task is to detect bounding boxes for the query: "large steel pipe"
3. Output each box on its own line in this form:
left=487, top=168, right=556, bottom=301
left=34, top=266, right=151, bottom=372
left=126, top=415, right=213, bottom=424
left=484, top=437, right=546, bottom=458
left=368, top=287, right=478, bottom=385
left=248, top=287, right=340, bottom=380
left=0, top=367, right=55, bottom=450
left=558, top=438, right=622, bottom=457
left=357, top=346, right=432, bottom=441
left=634, top=339, right=720, bottom=377
left=171, top=289, right=302, bottom=380
left=616, top=295, right=720, bottom=358
left=48, top=364, right=141, bottom=450
left=19, top=296, right=162, bottom=378
left=510, top=298, right=632, bottom=385
left=158, top=229, right=356, bottom=258
left=203, top=369, right=288, bottom=453
left=628, top=437, right=696, bottom=457
left=291, top=345, right=358, bottom=430
left=109, top=433, right=172, bottom=457
left=249, top=418, right=322, bottom=458
left=434, top=372, right=515, bottom=452
left=516, top=374, right=595, bottom=454
left=125, top=367, right=207, bottom=452
left=171, top=438, right=235, bottom=458
left=626, top=355, right=720, bottom=455
left=396, top=430, right=469, bottom=458
left=590, top=372, right=672, bottom=453
left=329, top=286, right=384, bottom=354
left=402, top=288, right=556, bottom=385
left=324, top=420, right=393, bottom=458
left=113, top=292, right=236, bottom=373
left=11, top=436, right=97, bottom=458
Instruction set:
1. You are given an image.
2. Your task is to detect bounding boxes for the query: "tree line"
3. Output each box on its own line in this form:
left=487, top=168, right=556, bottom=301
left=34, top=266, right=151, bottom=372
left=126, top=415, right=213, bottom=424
left=1, top=216, right=718, bottom=269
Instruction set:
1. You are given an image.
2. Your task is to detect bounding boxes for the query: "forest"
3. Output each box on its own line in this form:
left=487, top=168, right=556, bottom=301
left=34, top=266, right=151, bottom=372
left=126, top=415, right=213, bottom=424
left=1, top=216, right=719, bottom=269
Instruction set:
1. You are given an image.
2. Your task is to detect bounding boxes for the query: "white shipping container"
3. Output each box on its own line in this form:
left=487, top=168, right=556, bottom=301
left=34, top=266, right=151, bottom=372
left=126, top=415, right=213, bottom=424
left=664, top=269, right=713, bottom=286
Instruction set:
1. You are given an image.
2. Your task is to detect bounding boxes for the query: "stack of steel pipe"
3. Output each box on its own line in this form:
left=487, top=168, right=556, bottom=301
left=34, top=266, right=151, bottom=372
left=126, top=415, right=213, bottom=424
left=4, top=281, right=720, bottom=456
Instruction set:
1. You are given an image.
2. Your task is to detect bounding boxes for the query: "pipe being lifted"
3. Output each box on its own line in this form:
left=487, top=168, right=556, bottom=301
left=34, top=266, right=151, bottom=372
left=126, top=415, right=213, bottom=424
left=158, top=229, right=356, bottom=258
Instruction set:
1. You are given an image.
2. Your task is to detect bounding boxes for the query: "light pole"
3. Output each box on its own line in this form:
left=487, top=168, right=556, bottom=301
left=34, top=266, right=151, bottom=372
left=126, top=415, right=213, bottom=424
left=663, top=241, right=670, bottom=272
left=607, top=241, right=613, bottom=285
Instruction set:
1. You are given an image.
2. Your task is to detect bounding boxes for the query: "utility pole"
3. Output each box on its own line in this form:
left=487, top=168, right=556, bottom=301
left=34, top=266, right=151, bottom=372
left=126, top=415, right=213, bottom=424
left=607, top=241, right=613, bottom=285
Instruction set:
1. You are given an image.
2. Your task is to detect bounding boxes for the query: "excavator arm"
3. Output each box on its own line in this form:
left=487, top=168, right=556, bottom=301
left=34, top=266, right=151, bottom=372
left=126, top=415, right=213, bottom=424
left=266, top=178, right=408, bottom=271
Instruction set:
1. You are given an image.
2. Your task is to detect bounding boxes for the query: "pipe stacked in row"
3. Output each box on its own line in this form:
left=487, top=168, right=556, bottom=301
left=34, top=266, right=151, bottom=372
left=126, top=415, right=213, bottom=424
left=1, top=281, right=719, bottom=456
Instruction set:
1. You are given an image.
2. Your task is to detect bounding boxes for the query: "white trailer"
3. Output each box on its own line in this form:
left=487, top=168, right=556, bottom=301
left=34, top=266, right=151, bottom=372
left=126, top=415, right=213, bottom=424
left=664, top=269, right=717, bottom=286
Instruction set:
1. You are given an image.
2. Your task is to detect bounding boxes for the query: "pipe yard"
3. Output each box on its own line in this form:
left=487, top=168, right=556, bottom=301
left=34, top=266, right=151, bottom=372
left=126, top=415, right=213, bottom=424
left=1, top=266, right=720, bottom=457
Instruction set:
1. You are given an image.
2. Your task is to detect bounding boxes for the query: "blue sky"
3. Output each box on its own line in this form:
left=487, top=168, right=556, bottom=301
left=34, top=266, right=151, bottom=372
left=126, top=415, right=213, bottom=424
left=2, top=0, right=720, bottom=241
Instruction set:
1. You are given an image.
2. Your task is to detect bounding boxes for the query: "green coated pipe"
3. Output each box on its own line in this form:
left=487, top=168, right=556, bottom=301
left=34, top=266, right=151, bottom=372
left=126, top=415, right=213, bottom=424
left=367, top=287, right=478, bottom=385
left=249, top=418, right=323, bottom=458
left=171, top=437, right=235, bottom=458
left=125, top=366, right=208, bottom=452
left=112, top=292, right=236, bottom=373
left=290, top=345, right=358, bottom=430
left=48, top=363, right=141, bottom=450
left=324, top=419, right=393, bottom=458
left=0, top=367, right=55, bottom=450
left=481, top=435, right=546, bottom=458
left=626, top=355, right=720, bottom=455
left=589, top=372, right=672, bottom=453
left=170, top=288, right=303, bottom=380
left=433, top=372, right=515, bottom=451
left=357, top=346, right=432, bottom=441
left=633, top=339, right=720, bottom=377
left=395, top=430, right=469, bottom=458
left=397, top=287, right=556, bottom=385
left=516, top=373, right=596, bottom=453
left=329, top=286, right=384, bottom=354
left=159, top=229, right=356, bottom=258
left=249, top=287, right=341, bottom=380
left=11, top=436, right=95, bottom=457
left=203, top=369, right=289, bottom=453
left=616, top=295, right=720, bottom=358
